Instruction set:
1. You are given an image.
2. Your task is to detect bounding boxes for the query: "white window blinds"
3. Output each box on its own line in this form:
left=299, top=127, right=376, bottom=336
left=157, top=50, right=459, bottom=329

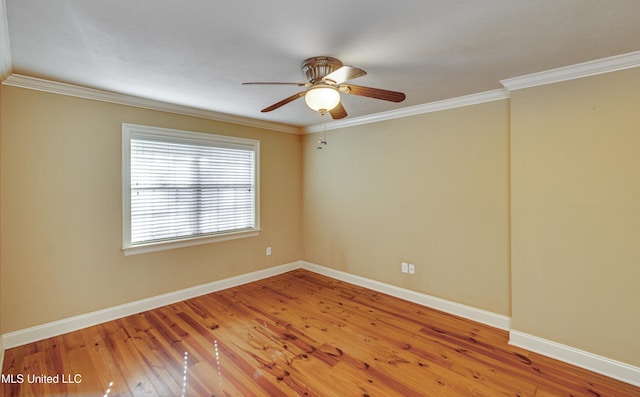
left=122, top=124, right=259, bottom=254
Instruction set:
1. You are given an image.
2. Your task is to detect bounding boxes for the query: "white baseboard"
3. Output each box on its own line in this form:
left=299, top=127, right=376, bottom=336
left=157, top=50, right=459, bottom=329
left=1, top=260, right=509, bottom=353
left=3, top=260, right=638, bottom=388
left=1, top=261, right=300, bottom=350
left=509, top=330, right=640, bottom=387
left=299, top=261, right=511, bottom=331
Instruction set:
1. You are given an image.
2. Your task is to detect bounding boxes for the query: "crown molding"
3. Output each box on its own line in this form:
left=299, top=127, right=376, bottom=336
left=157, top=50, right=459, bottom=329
left=305, top=50, right=640, bottom=134
left=303, top=88, right=510, bottom=133
left=500, top=50, right=640, bottom=91
left=6, top=49, right=639, bottom=134
left=0, top=0, right=12, bottom=80
left=2, top=74, right=302, bottom=134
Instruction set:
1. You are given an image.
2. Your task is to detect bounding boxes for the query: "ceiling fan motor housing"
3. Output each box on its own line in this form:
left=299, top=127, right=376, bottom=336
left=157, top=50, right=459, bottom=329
left=302, top=57, right=343, bottom=84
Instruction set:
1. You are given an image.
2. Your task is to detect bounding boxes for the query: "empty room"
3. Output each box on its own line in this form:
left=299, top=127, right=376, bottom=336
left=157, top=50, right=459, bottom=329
left=1, top=1, right=639, bottom=396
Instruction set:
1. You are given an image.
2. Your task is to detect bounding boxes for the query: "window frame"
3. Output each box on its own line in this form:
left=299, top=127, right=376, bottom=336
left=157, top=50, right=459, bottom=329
left=122, top=123, right=260, bottom=256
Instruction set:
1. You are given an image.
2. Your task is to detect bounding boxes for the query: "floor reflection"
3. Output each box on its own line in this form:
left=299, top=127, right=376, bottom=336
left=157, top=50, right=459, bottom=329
left=102, top=381, right=113, bottom=397
left=181, top=352, right=188, bottom=397
left=214, top=339, right=223, bottom=395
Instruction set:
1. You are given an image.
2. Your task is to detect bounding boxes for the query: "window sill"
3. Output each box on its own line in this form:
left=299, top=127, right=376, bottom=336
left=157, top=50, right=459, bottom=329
left=122, top=229, right=261, bottom=256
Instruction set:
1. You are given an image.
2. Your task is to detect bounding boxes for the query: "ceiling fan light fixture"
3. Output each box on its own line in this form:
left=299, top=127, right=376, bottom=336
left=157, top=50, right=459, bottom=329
left=305, top=85, right=340, bottom=113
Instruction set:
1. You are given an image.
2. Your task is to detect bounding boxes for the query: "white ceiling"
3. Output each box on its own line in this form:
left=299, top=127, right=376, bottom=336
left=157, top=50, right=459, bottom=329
left=3, top=0, right=640, bottom=129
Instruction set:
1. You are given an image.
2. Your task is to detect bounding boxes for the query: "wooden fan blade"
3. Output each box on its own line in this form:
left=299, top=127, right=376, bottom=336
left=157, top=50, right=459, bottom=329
left=329, top=102, right=347, bottom=119
left=261, top=91, right=306, bottom=112
left=243, top=82, right=309, bottom=86
left=342, top=84, right=406, bottom=102
left=323, top=66, right=367, bottom=85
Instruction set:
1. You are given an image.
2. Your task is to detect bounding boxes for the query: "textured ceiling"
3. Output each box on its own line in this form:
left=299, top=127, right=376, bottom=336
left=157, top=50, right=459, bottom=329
left=4, top=0, right=640, bottom=128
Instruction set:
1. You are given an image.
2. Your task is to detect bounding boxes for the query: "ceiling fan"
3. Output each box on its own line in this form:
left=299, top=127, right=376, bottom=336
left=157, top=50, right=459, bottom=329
left=242, top=56, right=406, bottom=119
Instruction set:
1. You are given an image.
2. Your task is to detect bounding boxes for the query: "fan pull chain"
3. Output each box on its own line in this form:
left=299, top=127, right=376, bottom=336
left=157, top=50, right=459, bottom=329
left=317, top=113, right=328, bottom=149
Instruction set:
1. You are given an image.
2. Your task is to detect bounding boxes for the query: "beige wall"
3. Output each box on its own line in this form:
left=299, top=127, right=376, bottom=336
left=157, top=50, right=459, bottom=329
left=510, top=68, right=640, bottom=366
left=301, top=100, right=512, bottom=316
left=0, top=86, right=302, bottom=333
left=2, top=65, right=639, bottom=370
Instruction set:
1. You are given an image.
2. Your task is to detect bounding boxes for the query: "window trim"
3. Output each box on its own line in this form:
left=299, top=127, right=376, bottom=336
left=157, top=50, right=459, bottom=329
left=122, top=123, right=260, bottom=256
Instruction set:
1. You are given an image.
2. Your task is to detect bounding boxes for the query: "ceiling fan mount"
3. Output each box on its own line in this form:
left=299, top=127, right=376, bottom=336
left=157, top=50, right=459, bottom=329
left=243, top=56, right=405, bottom=120
left=302, top=56, right=343, bottom=84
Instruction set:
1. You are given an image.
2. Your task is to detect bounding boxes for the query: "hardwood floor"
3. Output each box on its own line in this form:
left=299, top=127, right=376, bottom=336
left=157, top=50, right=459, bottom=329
left=2, top=269, right=639, bottom=396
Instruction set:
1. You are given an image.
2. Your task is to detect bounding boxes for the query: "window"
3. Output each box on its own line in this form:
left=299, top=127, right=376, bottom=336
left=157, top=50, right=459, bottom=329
left=122, top=124, right=260, bottom=255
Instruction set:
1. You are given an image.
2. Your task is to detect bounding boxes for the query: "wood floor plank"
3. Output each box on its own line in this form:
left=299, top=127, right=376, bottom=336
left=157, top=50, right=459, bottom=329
left=2, top=269, right=639, bottom=396
left=107, top=324, right=161, bottom=396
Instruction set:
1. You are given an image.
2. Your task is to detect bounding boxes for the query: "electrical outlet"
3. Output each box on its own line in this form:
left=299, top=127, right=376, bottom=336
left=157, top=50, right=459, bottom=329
left=401, top=262, right=408, bottom=273
left=266, top=246, right=272, bottom=256
left=408, top=263, right=415, bottom=274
